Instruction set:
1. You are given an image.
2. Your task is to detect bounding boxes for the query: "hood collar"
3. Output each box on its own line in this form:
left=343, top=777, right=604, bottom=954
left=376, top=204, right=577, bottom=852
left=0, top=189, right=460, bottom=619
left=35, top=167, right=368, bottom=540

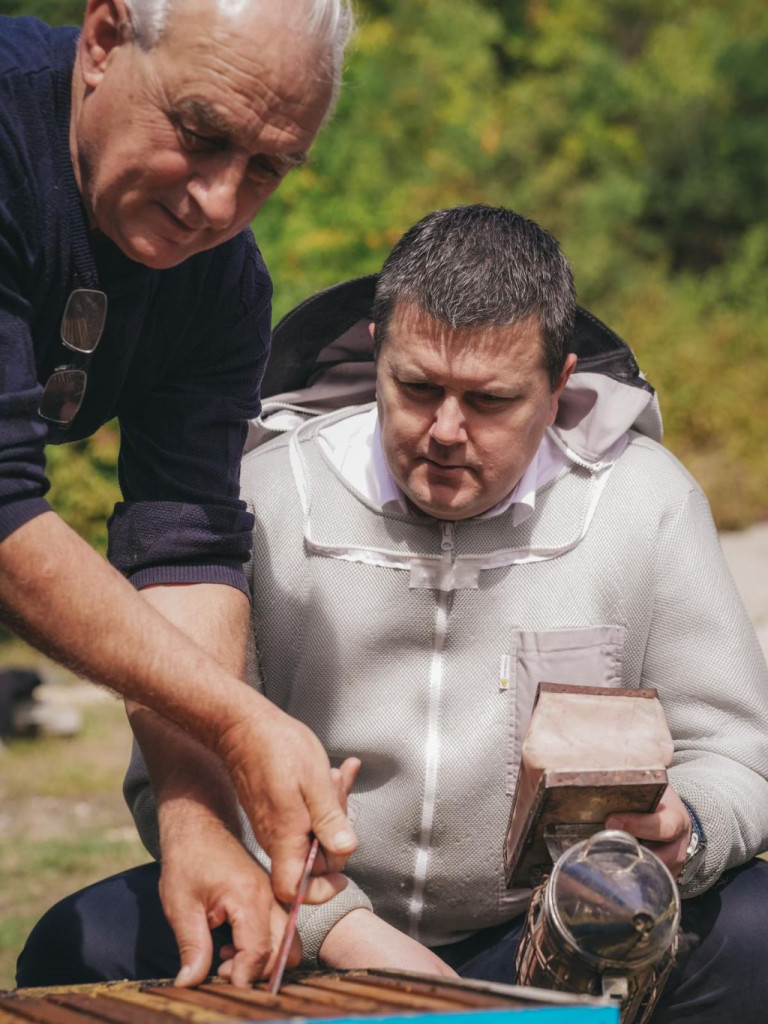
left=251, top=275, right=662, bottom=464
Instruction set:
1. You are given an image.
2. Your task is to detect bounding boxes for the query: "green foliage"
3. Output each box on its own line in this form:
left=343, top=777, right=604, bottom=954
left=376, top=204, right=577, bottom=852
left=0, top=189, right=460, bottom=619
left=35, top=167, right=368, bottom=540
left=44, top=424, right=121, bottom=556
left=7, top=0, right=768, bottom=534
left=0, top=0, right=83, bottom=24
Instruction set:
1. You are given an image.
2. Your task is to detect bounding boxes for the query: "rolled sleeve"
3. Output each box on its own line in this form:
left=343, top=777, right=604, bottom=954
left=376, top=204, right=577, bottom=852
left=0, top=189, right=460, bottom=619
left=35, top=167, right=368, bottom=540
left=297, top=883, right=374, bottom=966
left=108, top=233, right=272, bottom=592
left=108, top=500, right=255, bottom=594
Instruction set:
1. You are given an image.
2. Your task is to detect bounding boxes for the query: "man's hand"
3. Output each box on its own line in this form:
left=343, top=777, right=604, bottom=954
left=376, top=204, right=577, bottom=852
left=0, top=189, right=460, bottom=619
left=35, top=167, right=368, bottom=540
left=218, top=709, right=359, bottom=902
left=160, top=815, right=346, bottom=988
left=128, top=583, right=356, bottom=986
left=318, top=908, right=458, bottom=977
left=161, top=820, right=291, bottom=988
left=131, top=581, right=358, bottom=907
left=605, top=785, right=692, bottom=877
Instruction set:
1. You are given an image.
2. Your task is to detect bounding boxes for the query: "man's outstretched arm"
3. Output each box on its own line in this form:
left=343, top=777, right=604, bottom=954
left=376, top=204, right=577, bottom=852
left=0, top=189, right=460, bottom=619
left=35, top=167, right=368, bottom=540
left=0, top=511, right=357, bottom=899
left=129, top=582, right=346, bottom=986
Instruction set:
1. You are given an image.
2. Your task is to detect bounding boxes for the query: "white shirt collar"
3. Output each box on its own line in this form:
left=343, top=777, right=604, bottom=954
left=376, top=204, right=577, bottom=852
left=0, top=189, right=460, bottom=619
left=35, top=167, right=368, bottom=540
left=317, top=406, right=568, bottom=524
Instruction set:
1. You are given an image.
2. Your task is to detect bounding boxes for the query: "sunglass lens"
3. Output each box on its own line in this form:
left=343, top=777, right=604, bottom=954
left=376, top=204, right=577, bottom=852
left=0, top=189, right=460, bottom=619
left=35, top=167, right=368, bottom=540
left=60, top=289, right=108, bottom=354
left=39, top=369, right=87, bottom=426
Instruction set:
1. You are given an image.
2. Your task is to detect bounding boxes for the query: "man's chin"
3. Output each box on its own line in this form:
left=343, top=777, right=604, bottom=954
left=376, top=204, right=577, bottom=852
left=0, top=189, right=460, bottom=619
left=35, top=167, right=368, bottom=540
left=115, top=234, right=197, bottom=270
left=102, top=219, right=211, bottom=269
left=405, top=486, right=476, bottom=521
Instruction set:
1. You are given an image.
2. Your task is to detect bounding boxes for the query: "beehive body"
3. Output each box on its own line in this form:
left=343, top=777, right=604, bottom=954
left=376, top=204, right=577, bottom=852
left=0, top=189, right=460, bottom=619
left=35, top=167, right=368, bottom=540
left=2, top=969, right=616, bottom=1024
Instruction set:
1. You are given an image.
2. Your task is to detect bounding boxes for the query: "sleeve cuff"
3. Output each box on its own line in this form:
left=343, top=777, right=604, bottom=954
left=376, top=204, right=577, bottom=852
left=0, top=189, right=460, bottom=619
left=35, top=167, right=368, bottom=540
left=668, top=770, right=723, bottom=896
left=297, top=879, right=374, bottom=966
left=128, top=562, right=249, bottom=597
left=0, top=497, right=53, bottom=544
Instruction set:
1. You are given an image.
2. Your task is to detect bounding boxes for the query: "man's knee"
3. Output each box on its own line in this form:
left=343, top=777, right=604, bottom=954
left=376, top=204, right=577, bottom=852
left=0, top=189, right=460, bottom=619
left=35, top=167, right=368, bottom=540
left=683, top=859, right=768, bottom=970
left=16, top=863, right=171, bottom=987
left=655, top=859, right=768, bottom=1022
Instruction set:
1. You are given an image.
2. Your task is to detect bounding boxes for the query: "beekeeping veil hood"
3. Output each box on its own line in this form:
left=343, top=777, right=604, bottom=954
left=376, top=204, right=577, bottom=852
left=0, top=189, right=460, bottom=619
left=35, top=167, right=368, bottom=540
left=246, top=275, right=662, bottom=462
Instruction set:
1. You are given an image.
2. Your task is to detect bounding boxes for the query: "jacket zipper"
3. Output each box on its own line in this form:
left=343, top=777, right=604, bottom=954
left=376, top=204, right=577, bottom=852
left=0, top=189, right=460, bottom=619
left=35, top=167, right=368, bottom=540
left=408, top=522, right=454, bottom=937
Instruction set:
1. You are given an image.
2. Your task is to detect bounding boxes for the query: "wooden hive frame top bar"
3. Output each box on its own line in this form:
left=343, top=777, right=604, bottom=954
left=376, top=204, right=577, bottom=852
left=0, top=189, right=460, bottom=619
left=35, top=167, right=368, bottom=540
left=2, top=970, right=614, bottom=1023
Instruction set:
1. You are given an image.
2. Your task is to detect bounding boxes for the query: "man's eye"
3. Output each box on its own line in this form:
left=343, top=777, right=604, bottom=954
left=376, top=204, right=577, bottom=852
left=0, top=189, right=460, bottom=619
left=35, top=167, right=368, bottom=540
left=472, top=392, right=511, bottom=407
left=247, top=156, right=282, bottom=181
left=179, top=125, right=225, bottom=152
left=402, top=381, right=439, bottom=396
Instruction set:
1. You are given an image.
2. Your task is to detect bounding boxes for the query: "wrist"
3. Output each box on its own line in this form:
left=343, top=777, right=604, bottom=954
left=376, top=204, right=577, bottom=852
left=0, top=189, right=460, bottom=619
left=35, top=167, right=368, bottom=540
left=158, top=793, right=239, bottom=855
left=319, top=909, right=375, bottom=966
left=213, top=686, right=273, bottom=764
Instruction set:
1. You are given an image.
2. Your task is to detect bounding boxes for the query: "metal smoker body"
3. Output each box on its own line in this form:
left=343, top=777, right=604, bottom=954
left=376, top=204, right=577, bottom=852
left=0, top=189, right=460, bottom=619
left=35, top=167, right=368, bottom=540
left=516, top=829, right=681, bottom=1024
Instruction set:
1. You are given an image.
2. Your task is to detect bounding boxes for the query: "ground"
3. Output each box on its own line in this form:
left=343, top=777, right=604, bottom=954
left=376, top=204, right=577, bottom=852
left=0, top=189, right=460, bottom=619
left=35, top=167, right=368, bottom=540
left=1, top=524, right=766, bottom=988
left=0, top=670, right=145, bottom=988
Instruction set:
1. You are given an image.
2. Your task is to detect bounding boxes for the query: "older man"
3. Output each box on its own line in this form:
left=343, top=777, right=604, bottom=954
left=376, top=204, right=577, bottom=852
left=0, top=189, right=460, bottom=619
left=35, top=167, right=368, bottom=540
left=22, top=207, right=768, bottom=1020
left=0, top=0, right=357, bottom=987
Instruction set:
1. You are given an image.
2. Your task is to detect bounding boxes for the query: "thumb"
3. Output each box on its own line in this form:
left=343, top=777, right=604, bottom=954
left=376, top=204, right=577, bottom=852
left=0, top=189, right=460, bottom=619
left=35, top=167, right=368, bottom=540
left=307, top=797, right=358, bottom=878
left=306, top=770, right=357, bottom=859
left=173, top=909, right=214, bottom=988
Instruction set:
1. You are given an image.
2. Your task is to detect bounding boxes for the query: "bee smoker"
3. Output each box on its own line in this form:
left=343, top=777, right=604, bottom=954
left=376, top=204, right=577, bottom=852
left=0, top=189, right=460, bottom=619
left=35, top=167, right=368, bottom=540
left=515, top=829, right=681, bottom=1024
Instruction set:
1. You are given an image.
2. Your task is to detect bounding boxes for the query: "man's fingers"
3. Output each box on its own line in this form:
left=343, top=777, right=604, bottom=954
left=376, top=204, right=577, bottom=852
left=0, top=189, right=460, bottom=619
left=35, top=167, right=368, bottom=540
left=333, top=757, right=362, bottom=811
left=269, top=902, right=301, bottom=971
left=605, top=811, right=684, bottom=844
left=270, top=833, right=316, bottom=903
left=303, top=872, right=348, bottom=904
left=335, top=757, right=360, bottom=802
left=226, top=897, right=275, bottom=987
left=170, top=908, right=214, bottom=988
left=317, top=759, right=361, bottom=874
left=310, top=807, right=357, bottom=859
left=270, top=802, right=356, bottom=901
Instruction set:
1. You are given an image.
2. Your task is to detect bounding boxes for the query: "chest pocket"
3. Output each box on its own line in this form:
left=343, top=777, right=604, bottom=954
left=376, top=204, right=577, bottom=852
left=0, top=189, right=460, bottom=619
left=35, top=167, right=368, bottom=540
left=504, top=625, right=626, bottom=797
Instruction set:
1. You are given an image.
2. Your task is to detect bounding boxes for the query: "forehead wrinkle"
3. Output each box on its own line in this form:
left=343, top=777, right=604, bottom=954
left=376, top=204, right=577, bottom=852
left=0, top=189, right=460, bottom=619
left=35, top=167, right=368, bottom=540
left=172, top=96, right=308, bottom=163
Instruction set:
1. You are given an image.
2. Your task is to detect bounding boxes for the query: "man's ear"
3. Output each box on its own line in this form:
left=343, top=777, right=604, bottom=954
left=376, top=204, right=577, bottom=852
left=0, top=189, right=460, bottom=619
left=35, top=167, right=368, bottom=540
left=79, top=0, right=132, bottom=88
left=368, top=320, right=380, bottom=362
left=554, top=353, right=578, bottom=397
left=547, top=353, right=578, bottom=424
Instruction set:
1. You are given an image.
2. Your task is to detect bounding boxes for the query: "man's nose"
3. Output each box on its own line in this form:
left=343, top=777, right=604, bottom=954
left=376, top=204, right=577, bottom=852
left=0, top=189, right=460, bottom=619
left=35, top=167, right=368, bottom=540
left=187, top=158, right=245, bottom=231
left=430, top=396, right=467, bottom=446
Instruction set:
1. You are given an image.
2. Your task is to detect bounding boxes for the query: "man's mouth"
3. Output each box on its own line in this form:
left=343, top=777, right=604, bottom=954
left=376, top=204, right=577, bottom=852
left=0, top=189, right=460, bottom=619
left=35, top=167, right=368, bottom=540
left=422, top=457, right=467, bottom=473
left=158, top=204, right=200, bottom=235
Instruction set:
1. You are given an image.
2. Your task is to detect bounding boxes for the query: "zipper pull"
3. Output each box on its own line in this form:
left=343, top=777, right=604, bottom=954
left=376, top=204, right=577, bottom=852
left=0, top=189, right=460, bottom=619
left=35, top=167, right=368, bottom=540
left=440, top=522, right=455, bottom=562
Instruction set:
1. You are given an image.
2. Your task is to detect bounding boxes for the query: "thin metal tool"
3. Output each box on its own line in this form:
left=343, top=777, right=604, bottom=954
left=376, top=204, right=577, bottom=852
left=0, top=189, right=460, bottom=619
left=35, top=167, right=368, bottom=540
left=267, top=836, right=320, bottom=994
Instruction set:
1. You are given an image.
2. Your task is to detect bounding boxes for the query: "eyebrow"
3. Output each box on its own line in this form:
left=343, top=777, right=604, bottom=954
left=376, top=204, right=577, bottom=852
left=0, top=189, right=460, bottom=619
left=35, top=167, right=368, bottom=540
left=174, top=97, right=309, bottom=167
left=389, top=360, right=522, bottom=396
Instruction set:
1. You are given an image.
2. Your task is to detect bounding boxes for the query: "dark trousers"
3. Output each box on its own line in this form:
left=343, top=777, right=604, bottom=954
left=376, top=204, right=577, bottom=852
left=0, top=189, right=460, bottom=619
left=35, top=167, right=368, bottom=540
left=17, top=859, right=768, bottom=1022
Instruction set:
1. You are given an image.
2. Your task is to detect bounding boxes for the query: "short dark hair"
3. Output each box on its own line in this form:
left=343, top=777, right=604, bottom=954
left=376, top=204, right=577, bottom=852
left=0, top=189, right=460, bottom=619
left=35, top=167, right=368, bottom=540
left=372, top=205, right=576, bottom=388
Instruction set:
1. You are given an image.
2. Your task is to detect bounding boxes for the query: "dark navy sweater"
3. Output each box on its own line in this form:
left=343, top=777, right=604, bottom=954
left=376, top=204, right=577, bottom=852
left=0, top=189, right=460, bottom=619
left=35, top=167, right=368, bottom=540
left=0, top=17, right=273, bottom=594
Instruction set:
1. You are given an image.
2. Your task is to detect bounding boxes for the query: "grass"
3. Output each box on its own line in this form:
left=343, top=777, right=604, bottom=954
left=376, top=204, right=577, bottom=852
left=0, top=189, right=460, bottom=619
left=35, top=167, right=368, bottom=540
left=0, top=643, right=146, bottom=989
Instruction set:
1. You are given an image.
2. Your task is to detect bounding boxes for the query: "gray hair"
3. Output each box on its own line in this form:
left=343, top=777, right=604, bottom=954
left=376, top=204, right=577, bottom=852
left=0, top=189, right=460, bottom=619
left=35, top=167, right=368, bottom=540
left=123, top=0, right=355, bottom=104
left=373, top=205, right=576, bottom=388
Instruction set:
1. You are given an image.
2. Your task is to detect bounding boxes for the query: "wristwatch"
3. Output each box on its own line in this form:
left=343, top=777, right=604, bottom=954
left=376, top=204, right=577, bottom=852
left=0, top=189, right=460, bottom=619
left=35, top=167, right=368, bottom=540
left=677, top=801, right=707, bottom=886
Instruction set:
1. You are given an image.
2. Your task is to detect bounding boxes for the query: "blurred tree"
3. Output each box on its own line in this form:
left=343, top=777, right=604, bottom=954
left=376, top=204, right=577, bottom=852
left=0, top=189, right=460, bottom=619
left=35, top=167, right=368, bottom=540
left=0, top=0, right=83, bottom=24
left=44, top=425, right=121, bottom=556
